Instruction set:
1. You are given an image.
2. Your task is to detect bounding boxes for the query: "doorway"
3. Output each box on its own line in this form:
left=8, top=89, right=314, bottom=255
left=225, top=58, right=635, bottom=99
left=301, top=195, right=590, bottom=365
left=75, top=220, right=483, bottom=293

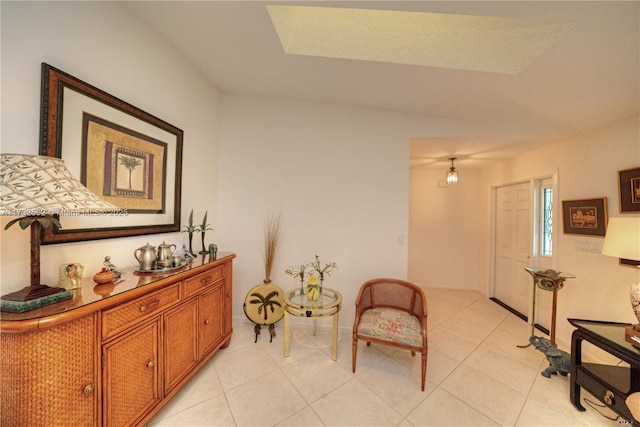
left=491, top=174, right=557, bottom=327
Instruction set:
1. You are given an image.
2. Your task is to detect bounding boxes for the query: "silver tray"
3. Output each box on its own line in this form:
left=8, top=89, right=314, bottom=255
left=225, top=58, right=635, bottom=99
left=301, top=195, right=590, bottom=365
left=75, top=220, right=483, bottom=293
left=134, top=261, right=190, bottom=275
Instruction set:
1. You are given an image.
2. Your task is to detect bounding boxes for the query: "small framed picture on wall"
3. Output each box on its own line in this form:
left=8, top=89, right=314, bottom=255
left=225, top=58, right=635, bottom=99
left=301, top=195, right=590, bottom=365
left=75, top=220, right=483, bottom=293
left=618, top=166, right=640, bottom=213
left=562, top=198, right=608, bottom=236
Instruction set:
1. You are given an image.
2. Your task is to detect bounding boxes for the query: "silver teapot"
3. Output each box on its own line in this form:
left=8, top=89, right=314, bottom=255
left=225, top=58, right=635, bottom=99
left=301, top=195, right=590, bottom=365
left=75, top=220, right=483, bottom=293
left=135, top=243, right=157, bottom=271
left=156, top=241, right=177, bottom=268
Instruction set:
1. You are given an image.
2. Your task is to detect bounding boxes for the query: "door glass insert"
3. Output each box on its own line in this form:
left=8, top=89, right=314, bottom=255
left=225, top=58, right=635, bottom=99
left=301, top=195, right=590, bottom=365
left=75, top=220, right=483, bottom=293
left=541, top=186, right=553, bottom=256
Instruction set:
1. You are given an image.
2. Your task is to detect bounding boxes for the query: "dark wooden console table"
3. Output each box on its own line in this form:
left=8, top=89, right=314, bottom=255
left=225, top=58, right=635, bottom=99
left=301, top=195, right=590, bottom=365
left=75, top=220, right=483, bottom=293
left=569, top=318, right=640, bottom=425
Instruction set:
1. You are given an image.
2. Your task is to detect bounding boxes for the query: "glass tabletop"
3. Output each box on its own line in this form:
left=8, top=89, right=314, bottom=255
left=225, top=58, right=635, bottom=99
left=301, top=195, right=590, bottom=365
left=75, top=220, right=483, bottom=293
left=284, top=287, right=342, bottom=310
left=568, top=318, right=640, bottom=356
left=525, top=267, right=575, bottom=291
left=525, top=266, right=576, bottom=280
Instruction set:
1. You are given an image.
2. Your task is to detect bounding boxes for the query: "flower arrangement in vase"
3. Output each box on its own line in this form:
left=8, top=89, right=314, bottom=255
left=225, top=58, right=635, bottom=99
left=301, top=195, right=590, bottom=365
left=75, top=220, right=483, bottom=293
left=243, top=211, right=285, bottom=343
left=286, top=255, right=338, bottom=299
left=262, top=211, right=282, bottom=284
left=285, top=263, right=310, bottom=296
left=309, top=255, right=338, bottom=294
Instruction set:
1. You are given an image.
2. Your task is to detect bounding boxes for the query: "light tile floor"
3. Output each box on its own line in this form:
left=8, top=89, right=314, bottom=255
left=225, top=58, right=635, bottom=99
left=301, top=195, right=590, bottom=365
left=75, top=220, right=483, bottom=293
left=148, top=288, right=627, bottom=426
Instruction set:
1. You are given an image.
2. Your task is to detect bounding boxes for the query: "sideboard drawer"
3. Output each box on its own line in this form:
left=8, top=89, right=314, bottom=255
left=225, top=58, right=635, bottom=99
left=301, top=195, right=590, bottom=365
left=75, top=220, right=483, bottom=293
left=185, top=266, right=224, bottom=298
left=102, top=284, right=181, bottom=340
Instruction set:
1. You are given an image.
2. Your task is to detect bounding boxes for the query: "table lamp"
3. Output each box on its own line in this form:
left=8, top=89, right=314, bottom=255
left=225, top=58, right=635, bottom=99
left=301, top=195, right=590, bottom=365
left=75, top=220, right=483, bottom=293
left=0, top=153, right=118, bottom=312
left=601, top=216, right=640, bottom=343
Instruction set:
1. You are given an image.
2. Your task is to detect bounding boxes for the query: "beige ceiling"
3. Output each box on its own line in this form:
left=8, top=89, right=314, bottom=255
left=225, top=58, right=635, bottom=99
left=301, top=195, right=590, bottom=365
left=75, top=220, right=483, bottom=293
left=125, top=1, right=639, bottom=170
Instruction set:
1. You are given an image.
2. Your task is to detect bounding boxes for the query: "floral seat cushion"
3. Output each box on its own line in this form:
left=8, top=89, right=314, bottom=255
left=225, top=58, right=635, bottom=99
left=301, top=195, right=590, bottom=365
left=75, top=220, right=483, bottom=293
left=357, top=307, right=422, bottom=347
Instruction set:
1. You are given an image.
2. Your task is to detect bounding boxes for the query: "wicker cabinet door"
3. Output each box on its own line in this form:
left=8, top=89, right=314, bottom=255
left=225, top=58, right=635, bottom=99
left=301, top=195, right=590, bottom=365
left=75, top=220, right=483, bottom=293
left=103, top=319, right=161, bottom=427
left=0, top=314, right=98, bottom=427
left=198, top=284, right=224, bottom=359
left=164, top=298, right=198, bottom=394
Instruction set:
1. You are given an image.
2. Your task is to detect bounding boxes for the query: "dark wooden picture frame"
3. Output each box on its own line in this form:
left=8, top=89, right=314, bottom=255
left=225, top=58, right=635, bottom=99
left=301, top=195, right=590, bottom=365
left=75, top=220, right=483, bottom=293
left=562, top=198, right=608, bottom=236
left=40, top=63, right=183, bottom=244
left=618, top=166, right=640, bottom=213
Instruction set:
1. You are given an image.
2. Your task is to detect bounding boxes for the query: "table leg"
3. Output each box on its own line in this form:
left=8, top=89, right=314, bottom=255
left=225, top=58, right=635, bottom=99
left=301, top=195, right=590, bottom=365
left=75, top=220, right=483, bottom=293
left=313, top=318, right=317, bottom=336
left=570, top=331, right=586, bottom=411
left=284, top=310, right=290, bottom=358
left=518, top=279, right=537, bottom=348
left=550, top=286, right=558, bottom=345
left=331, top=311, right=339, bottom=361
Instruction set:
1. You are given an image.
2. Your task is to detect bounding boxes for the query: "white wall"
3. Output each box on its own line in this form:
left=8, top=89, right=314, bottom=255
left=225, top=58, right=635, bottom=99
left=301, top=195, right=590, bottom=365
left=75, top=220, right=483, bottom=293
left=477, top=115, right=640, bottom=352
left=216, top=94, right=492, bottom=327
left=217, top=95, right=410, bottom=328
left=0, top=1, right=498, bottom=332
left=1, top=2, right=221, bottom=293
left=409, top=167, right=482, bottom=289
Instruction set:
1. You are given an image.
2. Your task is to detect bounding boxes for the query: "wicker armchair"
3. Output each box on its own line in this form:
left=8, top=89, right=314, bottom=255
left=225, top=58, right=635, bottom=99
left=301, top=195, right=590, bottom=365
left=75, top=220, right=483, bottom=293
left=352, top=278, right=428, bottom=390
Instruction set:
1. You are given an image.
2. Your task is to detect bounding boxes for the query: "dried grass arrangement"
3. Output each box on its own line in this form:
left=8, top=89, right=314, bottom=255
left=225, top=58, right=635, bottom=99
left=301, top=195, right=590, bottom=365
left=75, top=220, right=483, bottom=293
left=263, top=211, right=283, bottom=283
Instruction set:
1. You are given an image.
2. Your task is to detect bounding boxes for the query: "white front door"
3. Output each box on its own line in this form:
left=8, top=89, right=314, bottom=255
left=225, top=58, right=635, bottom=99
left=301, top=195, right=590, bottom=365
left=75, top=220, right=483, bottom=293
left=494, top=182, right=532, bottom=317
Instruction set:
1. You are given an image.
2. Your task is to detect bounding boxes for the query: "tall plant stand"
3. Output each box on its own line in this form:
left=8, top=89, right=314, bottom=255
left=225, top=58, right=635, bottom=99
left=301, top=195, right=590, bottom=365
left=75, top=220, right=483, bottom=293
left=518, top=267, right=575, bottom=347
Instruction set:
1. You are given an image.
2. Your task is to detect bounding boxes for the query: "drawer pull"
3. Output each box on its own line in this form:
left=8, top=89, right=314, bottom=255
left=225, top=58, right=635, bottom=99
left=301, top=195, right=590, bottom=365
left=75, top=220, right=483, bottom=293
left=204, top=319, right=210, bottom=325
left=147, top=360, right=155, bottom=369
left=604, top=390, right=615, bottom=406
left=200, top=276, right=212, bottom=286
left=83, top=383, right=95, bottom=395
left=139, top=299, right=160, bottom=313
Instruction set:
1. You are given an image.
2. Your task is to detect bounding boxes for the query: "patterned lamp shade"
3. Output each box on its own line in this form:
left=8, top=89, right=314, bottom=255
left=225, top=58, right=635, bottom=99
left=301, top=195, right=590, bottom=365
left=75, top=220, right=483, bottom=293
left=0, top=154, right=120, bottom=308
left=0, top=153, right=118, bottom=215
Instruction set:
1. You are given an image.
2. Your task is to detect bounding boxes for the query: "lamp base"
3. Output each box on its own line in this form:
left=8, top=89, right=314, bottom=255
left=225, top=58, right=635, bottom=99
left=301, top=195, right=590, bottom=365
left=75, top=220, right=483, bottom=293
left=1, top=284, right=67, bottom=302
left=0, top=289, right=73, bottom=313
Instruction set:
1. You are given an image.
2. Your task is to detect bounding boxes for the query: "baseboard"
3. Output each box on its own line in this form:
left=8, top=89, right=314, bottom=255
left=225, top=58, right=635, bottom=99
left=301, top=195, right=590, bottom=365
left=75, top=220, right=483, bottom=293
left=490, top=297, right=526, bottom=321
left=489, top=297, right=550, bottom=335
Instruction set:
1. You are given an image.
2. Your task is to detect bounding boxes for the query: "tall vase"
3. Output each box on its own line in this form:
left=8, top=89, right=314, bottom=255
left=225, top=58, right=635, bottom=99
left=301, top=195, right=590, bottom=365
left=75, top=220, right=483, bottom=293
left=299, top=277, right=305, bottom=296
left=306, top=284, right=319, bottom=300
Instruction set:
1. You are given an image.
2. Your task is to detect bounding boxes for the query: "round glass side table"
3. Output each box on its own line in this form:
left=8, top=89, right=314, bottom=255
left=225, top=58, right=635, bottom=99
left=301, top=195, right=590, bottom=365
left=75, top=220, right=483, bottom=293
left=283, top=287, right=342, bottom=361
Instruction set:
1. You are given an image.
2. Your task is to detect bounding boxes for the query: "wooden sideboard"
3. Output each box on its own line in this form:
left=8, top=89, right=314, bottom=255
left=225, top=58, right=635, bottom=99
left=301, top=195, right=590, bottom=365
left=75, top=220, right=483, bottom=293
left=0, top=253, right=235, bottom=427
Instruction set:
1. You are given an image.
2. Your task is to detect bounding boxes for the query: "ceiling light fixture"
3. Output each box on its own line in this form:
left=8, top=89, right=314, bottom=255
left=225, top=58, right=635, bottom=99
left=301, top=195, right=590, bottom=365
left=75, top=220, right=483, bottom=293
left=447, top=157, right=458, bottom=184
